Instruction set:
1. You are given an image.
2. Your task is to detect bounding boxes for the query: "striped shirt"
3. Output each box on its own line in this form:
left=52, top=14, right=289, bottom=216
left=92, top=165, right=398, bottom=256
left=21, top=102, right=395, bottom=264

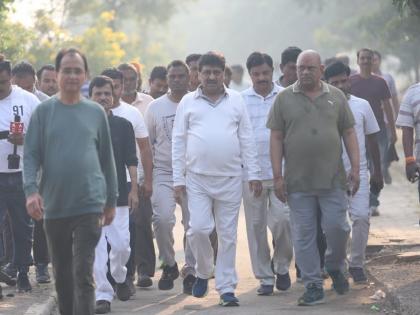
left=241, top=84, right=282, bottom=180
left=396, top=83, right=420, bottom=161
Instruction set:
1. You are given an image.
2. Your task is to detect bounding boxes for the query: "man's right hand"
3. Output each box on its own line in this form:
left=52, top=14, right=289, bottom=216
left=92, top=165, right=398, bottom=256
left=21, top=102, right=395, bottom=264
left=102, top=206, right=116, bottom=226
left=406, top=161, right=419, bottom=182
left=26, top=193, right=44, bottom=221
left=174, top=185, right=186, bottom=205
left=273, top=177, right=287, bottom=203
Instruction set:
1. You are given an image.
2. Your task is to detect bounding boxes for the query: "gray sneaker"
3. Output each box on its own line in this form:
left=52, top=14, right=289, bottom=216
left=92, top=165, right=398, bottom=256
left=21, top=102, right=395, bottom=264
left=36, top=264, right=51, bottom=284
left=297, top=283, right=324, bottom=306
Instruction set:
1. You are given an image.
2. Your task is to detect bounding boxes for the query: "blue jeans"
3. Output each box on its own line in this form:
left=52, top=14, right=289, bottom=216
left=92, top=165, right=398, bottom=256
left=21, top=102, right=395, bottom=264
left=0, top=172, right=33, bottom=270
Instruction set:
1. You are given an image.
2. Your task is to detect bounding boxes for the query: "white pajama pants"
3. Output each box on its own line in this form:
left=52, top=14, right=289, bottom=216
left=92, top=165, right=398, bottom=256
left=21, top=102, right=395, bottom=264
left=186, top=172, right=242, bottom=295
left=94, top=206, right=130, bottom=302
left=151, top=174, right=195, bottom=272
left=347, top=173, right=370, bottom=268
left=243, top=179, right=293, bottom=285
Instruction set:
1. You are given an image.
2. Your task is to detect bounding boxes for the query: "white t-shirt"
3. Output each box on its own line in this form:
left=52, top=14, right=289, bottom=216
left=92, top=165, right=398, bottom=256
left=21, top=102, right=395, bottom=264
left=0, top=85, right=40, bottom=173
left=112, top=101, right=148, bottom=182
left=112, top=101, right=148, bottom=139
left=342, top=95, right=380, bottom=174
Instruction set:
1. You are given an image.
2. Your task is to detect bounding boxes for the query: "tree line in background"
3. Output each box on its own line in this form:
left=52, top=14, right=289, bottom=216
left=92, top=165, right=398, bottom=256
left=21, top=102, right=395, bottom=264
left=0, top=0, right=419, bottom=81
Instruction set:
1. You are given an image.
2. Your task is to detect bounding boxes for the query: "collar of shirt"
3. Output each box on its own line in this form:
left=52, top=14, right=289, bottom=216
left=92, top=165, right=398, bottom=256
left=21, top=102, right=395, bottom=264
left=292, top=80, right=330, bottom=95
left=243, top=84, right=281, bottom=101
left=194, top=86, right=229, bottom=106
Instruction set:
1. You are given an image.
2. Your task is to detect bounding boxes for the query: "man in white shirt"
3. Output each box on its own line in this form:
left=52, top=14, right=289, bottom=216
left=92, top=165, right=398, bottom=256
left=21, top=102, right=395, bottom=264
left=101, top=68, right=153, bottom=294
left=146, top=60, right=197, bottom=294
left=9, top=61, right=52, bottom=285
left=118, top=63, right=154, bottom=116
left=117, top=63, right=156, bottom=288
left=241, top=52, right=293, bottom=296
left=324, top=61, right=383, bottom=283
left=396, top=83, right=420, bottom=196
left=172, top=52, right=262, bottom=306
left=0, top=58, right=40, bottom=292
left=11, top=61, right=49, bottom=102
left=229, top=64, right=250, bottom=92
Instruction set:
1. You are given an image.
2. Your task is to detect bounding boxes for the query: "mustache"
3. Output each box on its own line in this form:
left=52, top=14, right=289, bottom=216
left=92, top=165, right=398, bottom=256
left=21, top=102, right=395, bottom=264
left=257, top=80, right=269, bottom=84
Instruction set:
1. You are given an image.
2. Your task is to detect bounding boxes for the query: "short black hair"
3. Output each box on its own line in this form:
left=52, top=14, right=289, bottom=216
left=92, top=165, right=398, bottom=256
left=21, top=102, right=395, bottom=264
left=372, top=50, right=382, bottom=61
left=356, top=48, right=373, bottom=59
left=55, top=48, right=88, bottom=73
left=117, top=63, right=138, bottom=78
left=36, top=64, right=55, bottom=81
left=185, top=54, right=202, bottom=66
left=167, top=60, right=189, bottom=73
left=12, top=61, right=36, bottom=78
left=324, top=57, right=338, bottom=67
left=101, top=67, right=124, bottom=82
left=149, top=66, right=167, bottom=81
left=281, top=46, right=302, bottom=66
left=324, top=61, right=351, bottom=81
left=246, top=52, right=274, bottom=72
left=0, top=59, right=11, bottom=76
left=198, top=52, right=226, bottom=72
left=89, top=75, right=114, bottom=97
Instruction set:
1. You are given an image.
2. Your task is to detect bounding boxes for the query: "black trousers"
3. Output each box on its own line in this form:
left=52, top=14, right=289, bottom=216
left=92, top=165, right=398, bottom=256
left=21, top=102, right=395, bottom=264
left=0, top=172, right=33, bottom=270
left=45, top=213, right=102, bottom=315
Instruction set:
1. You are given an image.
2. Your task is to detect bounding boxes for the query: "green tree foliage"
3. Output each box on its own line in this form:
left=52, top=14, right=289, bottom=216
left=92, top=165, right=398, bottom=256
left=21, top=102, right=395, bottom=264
left=0, top=19, right=33, bottom=62
left=0, top=0, right=14, bottom=19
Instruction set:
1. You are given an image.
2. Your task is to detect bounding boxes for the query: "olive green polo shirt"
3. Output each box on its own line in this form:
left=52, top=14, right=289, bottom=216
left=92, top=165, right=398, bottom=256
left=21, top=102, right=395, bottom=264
left=266, top=82, right=355, bottom=193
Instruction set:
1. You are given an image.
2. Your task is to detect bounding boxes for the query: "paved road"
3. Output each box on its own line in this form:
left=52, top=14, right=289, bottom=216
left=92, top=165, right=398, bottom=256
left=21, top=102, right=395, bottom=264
left=28, top=146, right=420, bottom=315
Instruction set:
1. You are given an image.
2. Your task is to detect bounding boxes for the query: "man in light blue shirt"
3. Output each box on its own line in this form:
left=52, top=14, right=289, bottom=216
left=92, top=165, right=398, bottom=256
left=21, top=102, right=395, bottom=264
left=241, top=52, right=293, bottom=296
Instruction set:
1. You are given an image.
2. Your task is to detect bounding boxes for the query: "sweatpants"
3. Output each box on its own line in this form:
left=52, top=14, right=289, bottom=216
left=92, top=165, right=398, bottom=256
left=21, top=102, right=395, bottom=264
left=94, top=206, right=130, bottom=302
left=186, top=172, right=242, bottom=295
left=151, top=174, right=195, bottom=273
left=288, top=189, right=350, bottom=288
left=243, top=179, right=293, bottom=285
left=347, top=174, right=370, bottom=268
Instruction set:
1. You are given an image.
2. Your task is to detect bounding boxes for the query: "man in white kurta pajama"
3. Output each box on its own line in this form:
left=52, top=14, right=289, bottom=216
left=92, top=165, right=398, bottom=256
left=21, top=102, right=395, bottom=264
left=172, top=52, right=262, bottom=307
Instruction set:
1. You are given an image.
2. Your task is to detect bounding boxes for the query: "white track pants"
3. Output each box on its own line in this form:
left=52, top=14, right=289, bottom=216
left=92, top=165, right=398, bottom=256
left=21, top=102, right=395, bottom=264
left=243, top=180, right=293, bottom=285
left=151, top=175, right=195, bottom=271
left=94, top=206, right=130, bottom=302
left=347, top=173, right=370, bottom=268
left=186, top=172, right=242, bottom=295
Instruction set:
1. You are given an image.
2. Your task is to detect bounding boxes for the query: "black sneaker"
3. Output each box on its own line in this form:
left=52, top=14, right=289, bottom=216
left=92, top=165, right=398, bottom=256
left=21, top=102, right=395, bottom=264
left=328, top=270, right=349, bottom=295
left=35, top=263, right=51, bottom=284
left=17, top=272, right=32, bottom=292
left=349, top=267, right=368, bottom=284
left=0, top=269, right=16, bottom=286
left=276, top=272, right=291, bottom=291
left=127, top=279, right=136, bottom=296
left=183, top=274, right=196, bottom=295
left=158, top=263, right=179, bottom=290
left=297, top=283, right=324, bottom=306
left=115, top=281, right=131, bottom=301
left=137, top=274, right=153, bottom=288
left=0, top=285, right=3, bottom=299
left=95, top=300, right=111, bottom=314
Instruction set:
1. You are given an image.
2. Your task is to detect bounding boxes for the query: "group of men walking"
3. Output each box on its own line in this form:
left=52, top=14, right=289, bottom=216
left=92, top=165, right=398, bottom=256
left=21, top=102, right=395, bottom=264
left=0, top=44, right=419, bottom=315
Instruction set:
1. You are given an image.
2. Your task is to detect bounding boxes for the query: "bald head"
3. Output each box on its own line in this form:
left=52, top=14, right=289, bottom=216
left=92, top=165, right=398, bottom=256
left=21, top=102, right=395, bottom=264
left=297, top=50, right=322, bottom=67
left=297, top=50, right=324, bottom=91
